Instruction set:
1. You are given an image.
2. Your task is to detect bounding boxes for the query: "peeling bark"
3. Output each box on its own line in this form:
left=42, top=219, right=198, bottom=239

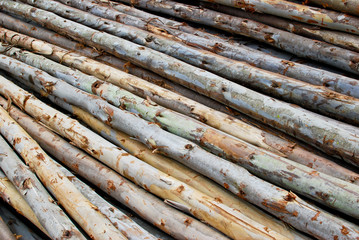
left=111, top=0, right=359, bottom=74
left=0, top=171, right=49, bottom=236
left=202, top=1, right=359, bottom=53
left=0, top=122, right=85, bottom=240
left=0, top=100, right=126, bottom=240
left=0, top=104, right=224, bottom=240
left=52, top=101, right=307, bottom=239
left=4, top=44, right=359, bottom=189
left=0, top=98, right=164, bottom=240
left=4, top=29, right=358, bottom=186
left=1, top=60, right=289, bottom=240
left=26, top=0, right=359, bottom=125
left=109, top=1, right=359, bottom=99
left=3, top=1, right=359, bottom=166
left=1, top=59, right=359, bottom=239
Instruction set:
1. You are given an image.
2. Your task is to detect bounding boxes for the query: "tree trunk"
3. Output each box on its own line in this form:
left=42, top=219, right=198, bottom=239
left=200, top=0, right=359, bottom=34
left=0, top=102, right=127, bottom=240
left=202, top=1, right=359, bottom=53
left=3, top=1, right=359, bottom=166
left=0, top=124, right=85, bottom=240
left=1, top=58, right=359, bottom=240
left=0, top=171, right=49, bottom=236
left=29, top=0, right=359, bottom=125
left=112, top=0, right=359, bottom=74
left=0, top=216, right=16, bottom=240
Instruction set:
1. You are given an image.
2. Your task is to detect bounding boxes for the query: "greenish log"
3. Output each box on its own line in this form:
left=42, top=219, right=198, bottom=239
left=5, top=44, right=359, bottom=192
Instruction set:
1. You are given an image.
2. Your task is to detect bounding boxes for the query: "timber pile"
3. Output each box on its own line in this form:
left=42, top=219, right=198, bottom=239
left=0, top=0, right=358, bottom=239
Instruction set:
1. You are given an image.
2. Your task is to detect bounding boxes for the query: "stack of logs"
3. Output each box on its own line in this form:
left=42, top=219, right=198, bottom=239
left=0, top=0, right=358, bottom=239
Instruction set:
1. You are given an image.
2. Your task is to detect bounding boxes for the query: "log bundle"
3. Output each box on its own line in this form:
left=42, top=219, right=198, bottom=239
left=0, top=0, right=358, bottom=239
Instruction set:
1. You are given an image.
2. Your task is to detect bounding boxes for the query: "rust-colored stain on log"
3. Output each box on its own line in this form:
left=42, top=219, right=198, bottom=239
left=107, top=180, right=116, bottom=191
left=341, top=225, right=349, bottom=235
left=184, top=218, right=193, bottom=227
left=176, top=185, right=185, bottom=193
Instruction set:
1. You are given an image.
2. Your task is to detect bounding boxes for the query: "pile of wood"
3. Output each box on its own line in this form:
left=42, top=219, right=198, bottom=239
left=0, top=0, right=358, bottom=239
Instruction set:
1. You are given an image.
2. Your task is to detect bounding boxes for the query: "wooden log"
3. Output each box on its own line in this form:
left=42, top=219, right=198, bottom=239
left=1, top=59, right=358, bottom=240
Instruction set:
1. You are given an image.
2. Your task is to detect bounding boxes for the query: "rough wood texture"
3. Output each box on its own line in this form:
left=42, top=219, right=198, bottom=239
left=3, top=59, right=290, bottom=240
left=0, top=171, right=49, bottom=236
left=1, top=58, right=359, bottom=240
left=4, top=0, right=359, bottom=166
left=108, top=1, right=359, bottom=99
left=33, top=0, right=359, bottom=125
left=4, top=29, right=357, bottom=187
left=5, top=43, right=359, bottom=193
left=0, top=100, right=224, bottom=240
left=52, top=101, right=307, bottom=239
left=112, top=0, right=359, bottom=75
left=0, top=119, right=85, bottom=240
left=0, top=97, right=126, bottom=240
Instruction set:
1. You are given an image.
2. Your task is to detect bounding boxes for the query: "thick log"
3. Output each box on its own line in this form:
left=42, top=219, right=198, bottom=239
left=0, top=216, right=16, bottom=240
left=202, top=1, right=359, bottom=53
left=0, top=102, right=127, bottom=240
left=28, top=0, right=359, bottom=125
left=0, top=171, right=49, bottom=236
left=109, top=1, right=359, bottom=99
left=0, top=124, right=85, bottom=240
left=1, top=57, right=359, bottom=239
left=3, top=1, right=359, bottom=165
left=199, top=0, right=359, bottom=34
left=112, top=0, right=359, bottom=75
